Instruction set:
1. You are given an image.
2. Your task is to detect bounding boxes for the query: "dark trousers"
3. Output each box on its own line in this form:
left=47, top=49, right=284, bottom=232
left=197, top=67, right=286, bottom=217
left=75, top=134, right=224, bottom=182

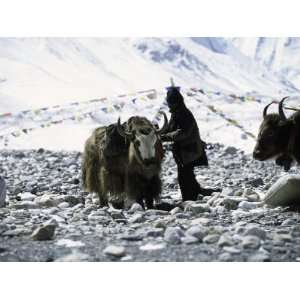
left=177, top=163, right=201, bottom=201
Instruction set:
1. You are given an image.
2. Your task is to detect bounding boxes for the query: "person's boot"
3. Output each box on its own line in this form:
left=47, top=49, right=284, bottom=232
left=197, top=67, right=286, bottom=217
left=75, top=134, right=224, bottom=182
left=199, top=187, right=221, bottom=197
left=154, top=202, right=177, bottom=211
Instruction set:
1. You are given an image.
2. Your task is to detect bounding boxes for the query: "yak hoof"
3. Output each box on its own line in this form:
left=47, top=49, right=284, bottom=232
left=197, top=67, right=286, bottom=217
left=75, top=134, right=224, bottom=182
left=154, top=202, right=176, bottom=212
left=111, top=201, right=124, bottom=209
left=99, top=198, right=108, bottom=208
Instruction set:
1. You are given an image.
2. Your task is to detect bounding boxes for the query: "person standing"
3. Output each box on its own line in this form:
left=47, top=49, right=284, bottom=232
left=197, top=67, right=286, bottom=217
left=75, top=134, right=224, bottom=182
left=161, top=83, right=219, bottom=201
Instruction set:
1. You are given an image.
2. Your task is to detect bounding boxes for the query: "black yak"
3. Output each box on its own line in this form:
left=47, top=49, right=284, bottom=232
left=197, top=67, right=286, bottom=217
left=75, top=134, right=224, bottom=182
left=253, top=97, right=300, bottom=171
left=82, top=113, right=168, bottom=209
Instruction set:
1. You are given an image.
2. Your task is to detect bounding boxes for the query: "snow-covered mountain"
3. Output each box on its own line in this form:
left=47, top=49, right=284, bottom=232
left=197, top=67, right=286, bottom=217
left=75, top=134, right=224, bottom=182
left=1, top=37, right=300, bottom=113
left=231, top=38, right=300, bottom=90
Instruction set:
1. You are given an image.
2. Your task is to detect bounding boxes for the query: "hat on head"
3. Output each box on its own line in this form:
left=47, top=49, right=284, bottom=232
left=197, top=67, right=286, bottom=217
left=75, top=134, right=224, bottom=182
left=166, top=78, right=184, bottom=108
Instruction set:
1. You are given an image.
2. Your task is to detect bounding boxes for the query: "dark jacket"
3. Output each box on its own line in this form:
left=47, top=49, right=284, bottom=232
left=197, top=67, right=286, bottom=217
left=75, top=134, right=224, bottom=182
left=162, top=87, right=208, bottom=167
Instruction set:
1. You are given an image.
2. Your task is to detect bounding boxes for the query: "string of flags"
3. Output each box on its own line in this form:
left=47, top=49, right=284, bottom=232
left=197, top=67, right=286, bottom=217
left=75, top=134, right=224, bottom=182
left=0, top=89, right=157, bottom=120
left=192, top=90, right=256, bottom=140
left=2, top=84, right=291, bottom=146
left=0, top=89, right=158, bottom=145
left=0, top=111, right=94, bottom=143
left=188, top=87, right=286, bottom=104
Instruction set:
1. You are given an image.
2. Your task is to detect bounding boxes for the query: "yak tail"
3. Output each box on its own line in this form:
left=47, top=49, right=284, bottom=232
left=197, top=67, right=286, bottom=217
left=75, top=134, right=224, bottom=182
left=82, top=143, right=100, bottom=193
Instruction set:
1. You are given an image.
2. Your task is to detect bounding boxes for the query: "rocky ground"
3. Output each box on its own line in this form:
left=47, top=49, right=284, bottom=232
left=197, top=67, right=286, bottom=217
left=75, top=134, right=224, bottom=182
left=1, top=144, right=300, bottom=262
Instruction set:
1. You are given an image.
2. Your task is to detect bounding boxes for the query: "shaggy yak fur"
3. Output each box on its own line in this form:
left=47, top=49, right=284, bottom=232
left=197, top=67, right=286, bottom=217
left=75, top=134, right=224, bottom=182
left=253, top=97, right=300, bottom=171
left=82, top=116, right=166, bottom=209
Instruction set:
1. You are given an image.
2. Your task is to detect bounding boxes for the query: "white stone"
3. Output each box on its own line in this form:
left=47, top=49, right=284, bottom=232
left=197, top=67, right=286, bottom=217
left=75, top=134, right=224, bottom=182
left=241, top=235, right=261, bottom=249
left=218, top=252, right=232, bottom=262
left=51, top=214, right=66, bottom=224
left=164, top=227, right=184, bottom=244
left=128, top=213, right=145, bottom=223
left=203, top=234, right=220, bottom=244
left=58, top=202, right=70, bottom=209
left=56, top=239, right=85, bottom=248
left=281, top=219, right=296, bottom=226
left=223, top=246, right=241, bottom=254
left=218, top=234, right=234, bottom=247
left=19, top=192, right=35, bottom=202
left=129, top=203, right=144, bottom=212
left=31, top=223, right=56, bottom=241
left=170, top=207, right=182, bottom=215
left=11, top=201, right=38, bottom=209
left=244, top=225, right=266, bottom=240
left=140, top=243, right=166, bottom=251
left=247, top=252, right=270, bottom=262
left=181, top=235, right=199, bottom=244
left=191, top=217, right=211, bottom=226
left=103, top=245, right=126, bottom=257
left=185, top=203, right=210, bottom=214
left=35, top=194, right=61, bottom=207
left=55, top=251, right=89, bottom=262
left=238, top=201, right=259, bottom=210
left=186, top=225, right=206, bottom=240
left=264, top=175, right=300, bottom=207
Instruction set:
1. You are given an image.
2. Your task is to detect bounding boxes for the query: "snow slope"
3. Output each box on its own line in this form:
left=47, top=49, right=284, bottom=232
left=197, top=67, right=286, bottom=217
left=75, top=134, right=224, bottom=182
left=0, top=38, right=173, bottom=112
left=231, top=37, right=300, bottom=90
left=1, top=37, right=299, bottom=113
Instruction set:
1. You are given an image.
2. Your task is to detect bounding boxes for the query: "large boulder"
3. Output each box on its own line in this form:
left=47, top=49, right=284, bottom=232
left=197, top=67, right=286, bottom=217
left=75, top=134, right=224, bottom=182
left=0, top=176, right=6, bottom=208
left=264, top=175, right=300, bottom=208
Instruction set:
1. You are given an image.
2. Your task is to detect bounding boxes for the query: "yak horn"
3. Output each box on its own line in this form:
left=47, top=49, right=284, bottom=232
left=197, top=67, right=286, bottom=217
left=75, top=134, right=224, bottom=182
left=278, top=97, right=289, bottom=121
left=155, top=111, right=169, bottom=134
left=117, top=117, right=133, bottom=139
left=263, top=101, right=275, bottom=118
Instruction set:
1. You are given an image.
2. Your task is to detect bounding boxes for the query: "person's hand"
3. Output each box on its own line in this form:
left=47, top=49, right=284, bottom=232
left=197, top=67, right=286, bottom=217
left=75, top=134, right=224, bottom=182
left=160, top=129, right=181, bottom=142
left=160, top=133, right=173, bottom=142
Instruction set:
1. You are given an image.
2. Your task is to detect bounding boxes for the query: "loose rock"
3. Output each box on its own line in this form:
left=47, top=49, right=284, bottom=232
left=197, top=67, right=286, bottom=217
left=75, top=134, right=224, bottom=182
left=103, top=245, right=126, bottom=258
left=203, top=234, right=220, bottom=244
left=31, top=222, right=56, bottom=241
left=241, top=235, right=261, bottom=249
left=164, top=227, right=184, bottom=244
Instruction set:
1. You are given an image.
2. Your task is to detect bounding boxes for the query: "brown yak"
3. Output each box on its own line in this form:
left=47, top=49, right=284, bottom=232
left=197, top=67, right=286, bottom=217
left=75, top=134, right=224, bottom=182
left=82, top=113, right=168, bottom=209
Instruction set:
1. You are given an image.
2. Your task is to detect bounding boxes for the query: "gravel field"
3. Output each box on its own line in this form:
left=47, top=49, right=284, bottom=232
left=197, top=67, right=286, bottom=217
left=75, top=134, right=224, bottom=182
left=1, top=144, right=300, bottom=262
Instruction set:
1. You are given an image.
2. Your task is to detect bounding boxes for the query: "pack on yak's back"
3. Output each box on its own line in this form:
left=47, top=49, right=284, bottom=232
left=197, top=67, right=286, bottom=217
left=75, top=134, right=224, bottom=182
left=264, top=175, right=300, bottom=208
left=102, top=123, right=127, bottom=158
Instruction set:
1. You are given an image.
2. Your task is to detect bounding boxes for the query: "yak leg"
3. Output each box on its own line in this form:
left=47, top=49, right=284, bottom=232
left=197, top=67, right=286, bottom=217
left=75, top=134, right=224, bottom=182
left=97, top=191, right=108, bottom=207
left=145, top=175, right=161, bottom=209
left=124, top=172, right=140, bottom=209
left=145, top=197, right=154, bottom=209
left=98, top=168, right=108, bottom=207
left=109, top=174, right=125, bottom=209
left=124, top=193, right=144, bottom=210
left=111, top=193, right=125, bottom=210
left=276, top=154, right=293, bottom=171
left=136, top=198, right=145, bottom=209
left=111, top=201, right=124, bottom=209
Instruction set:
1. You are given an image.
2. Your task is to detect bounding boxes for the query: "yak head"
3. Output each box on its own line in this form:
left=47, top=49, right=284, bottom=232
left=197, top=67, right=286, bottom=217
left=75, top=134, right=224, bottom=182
left=253, top=97, right=292, bottom=161
left=117, top=113, right=168, bottom=168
